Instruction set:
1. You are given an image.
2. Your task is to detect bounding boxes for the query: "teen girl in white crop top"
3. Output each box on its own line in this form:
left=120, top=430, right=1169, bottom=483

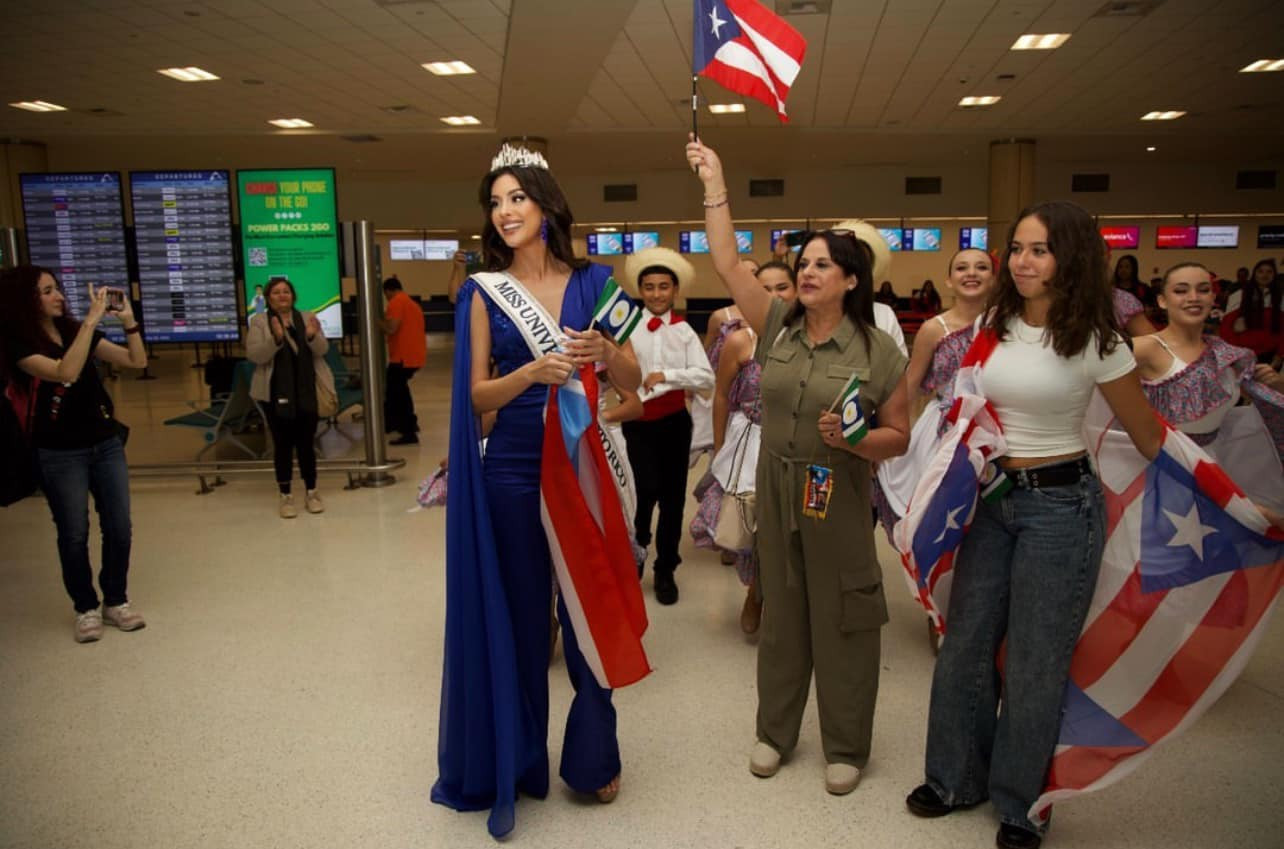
left=907, top=202, right=1164, bottom=849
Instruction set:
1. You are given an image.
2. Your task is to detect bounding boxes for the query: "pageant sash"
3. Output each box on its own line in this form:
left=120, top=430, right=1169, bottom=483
left=472, top=271, right=565, bottom=356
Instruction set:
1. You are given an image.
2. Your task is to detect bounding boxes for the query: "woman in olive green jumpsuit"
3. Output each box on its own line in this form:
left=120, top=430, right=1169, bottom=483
left=686, top=136, right=910, bottom=795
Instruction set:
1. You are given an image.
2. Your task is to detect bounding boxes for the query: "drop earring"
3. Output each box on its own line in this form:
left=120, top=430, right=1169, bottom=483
left=540, top=218, right=549, bottom=242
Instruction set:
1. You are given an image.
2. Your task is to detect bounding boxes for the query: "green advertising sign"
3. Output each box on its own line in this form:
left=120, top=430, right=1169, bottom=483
left=237, top=168, right=342, bottom=337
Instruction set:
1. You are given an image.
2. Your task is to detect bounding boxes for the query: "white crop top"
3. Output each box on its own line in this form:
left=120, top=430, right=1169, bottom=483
left=983, top=317, right=1136, bottom=457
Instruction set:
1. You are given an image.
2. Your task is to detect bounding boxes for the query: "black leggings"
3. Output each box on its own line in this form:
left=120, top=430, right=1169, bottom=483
left=266, top=409, right=318, bottom=494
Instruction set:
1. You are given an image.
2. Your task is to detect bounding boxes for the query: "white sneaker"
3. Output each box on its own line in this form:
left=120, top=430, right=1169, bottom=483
left=75, top=609, right=103, bottom=643
left=304, top=490, right=324, bottom=514
left=749, top=742, right=781, bottom=778
left=103, top=602, right=146, bottom=632
left=279, top=494, right=298, bottom=519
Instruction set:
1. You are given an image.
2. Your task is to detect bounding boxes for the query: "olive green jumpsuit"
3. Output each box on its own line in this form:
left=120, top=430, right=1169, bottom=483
left=753, top=297, right=907, bottom=768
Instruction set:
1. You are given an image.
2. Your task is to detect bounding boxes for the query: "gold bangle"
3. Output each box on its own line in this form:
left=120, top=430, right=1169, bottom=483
left=702, top=197, right=729, bottom=208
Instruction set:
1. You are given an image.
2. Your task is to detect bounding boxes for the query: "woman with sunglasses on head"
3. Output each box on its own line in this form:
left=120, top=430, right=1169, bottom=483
left=903, top=202, right=1169, bottom=849
left=687, top=136, right=910, bottom=796
left=0, top=266, right=148, bottom=643
left=1220, top=258, right=1283, bottom=366
left=1133, top=262, right=1284, bottom=483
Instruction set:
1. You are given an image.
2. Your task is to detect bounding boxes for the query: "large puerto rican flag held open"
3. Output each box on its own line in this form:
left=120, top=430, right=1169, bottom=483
left=693, top=0, right=807, bottom=123
left=541, top=364, right=651, bottom=690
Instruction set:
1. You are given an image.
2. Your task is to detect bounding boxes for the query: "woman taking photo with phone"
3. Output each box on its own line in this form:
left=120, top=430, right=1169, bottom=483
left=0, top=266, right=148, bottom=643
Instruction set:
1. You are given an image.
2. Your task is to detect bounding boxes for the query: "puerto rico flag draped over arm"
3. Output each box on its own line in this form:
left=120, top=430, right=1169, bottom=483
left=693, top=0, right=807, bottom=123
left=542, top=364, right=651, bottom=690
left=894, top=328, right=1284, bottom=823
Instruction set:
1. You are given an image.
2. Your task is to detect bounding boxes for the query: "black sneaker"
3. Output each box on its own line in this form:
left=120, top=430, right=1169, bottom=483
left=996, top=824, right=1042, bottom=849
left=654, top=572, right=679, bottom=605
left=905, top=784, right=954, bottom=818
left=390, top=433, right=419, bottom=445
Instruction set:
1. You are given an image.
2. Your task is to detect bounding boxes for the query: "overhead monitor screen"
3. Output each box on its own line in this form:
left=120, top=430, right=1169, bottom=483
left=129, top=170, right=239, bottom=342
left=623, top=231, right=659, bottom=252
left=237, top=168, right=342, bottom=337
left=680, top=230, right=709, bottom=254
left=1099, top=226, right=1141, bottom=250
left=1196, top=225, right=1238, bottom=248
left=389, top=239, right=425, bottom=260
left=877, top=228, right=903, bottom=251
left=959, top=227, right=988, bottom=251
left=389, top=238, right=460, bottom=260
left=904, top=228, right=942, bottom=252
left=587, top=232, right=624, bottom=255
left=771, top=228, right=803, bottom=252
left=735, top=230, right=754, bottom=254
left=1156, top=225, right=1198, bottom=249
left=20, top=172, right=130, bottom=341
left=1257, top=224, right=1284, bottom=249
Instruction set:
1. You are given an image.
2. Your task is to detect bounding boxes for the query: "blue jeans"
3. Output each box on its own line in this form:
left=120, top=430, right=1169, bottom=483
left=923, top=472, right=1104, bottom=833
left=36, top=436, right=133, bottom=613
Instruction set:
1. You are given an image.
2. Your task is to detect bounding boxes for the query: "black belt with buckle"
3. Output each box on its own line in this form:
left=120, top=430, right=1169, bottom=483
left=1008, top=456, right=1093, bottom=490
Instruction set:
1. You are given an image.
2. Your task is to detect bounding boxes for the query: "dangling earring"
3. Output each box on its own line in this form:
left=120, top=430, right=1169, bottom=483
left=540, top=218, right=549, bottom=243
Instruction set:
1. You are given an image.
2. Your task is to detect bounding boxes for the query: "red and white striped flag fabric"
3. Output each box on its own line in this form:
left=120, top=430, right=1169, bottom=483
left=693, top=0, right=807, bottom=123
left=540, top=365, right=651, bottom=690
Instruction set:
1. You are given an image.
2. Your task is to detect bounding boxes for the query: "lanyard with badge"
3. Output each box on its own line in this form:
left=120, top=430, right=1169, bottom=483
left=803, top=371, right=869, bottom=520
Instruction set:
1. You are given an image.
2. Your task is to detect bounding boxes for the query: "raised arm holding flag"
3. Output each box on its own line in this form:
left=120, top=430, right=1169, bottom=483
left=693, top=0, right=807, bottom=124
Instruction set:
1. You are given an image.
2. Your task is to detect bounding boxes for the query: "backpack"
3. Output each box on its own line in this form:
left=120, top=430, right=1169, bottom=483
left=1, top=376, right=40, bottom=506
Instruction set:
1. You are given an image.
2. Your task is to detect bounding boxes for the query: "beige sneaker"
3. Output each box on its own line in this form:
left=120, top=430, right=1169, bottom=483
left=825, top=763, right=861, bottom=795
left=304, top=490, right=324, bottom=514
left=279, top=494, right=298, bottom=519
left=74, top=609, right=103, bottom=643
left=103, top=602, right=146, bottom=632
left=749, top=742, right=781, bottom=778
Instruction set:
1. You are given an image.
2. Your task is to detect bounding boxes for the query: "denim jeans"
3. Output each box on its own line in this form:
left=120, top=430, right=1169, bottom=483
left=923, top=472, right=1104, bottom=834
left=36, top=436, right=133, bottom=613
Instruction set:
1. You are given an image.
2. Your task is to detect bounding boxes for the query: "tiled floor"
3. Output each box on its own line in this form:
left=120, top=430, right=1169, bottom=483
left=1, top=337, right=1281, bottom=849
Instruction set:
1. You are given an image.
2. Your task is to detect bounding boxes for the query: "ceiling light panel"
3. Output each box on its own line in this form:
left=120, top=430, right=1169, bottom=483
left=708, top=103, right=746, bottom=113
left=440, top=115, right=481, bottom=125
left=158, top=67, right=219, bottom=82
left=9, top=100, right=67, bottom=112
left=423, top=61, right=476, bottom=76
left=958, top=96, right=1001, bottom=107
left=1239, top=59, right=1284, bottom=73
left=269, top=118, right=313, bottom=128
left=1011, top=33, right=1071, bottom=50
left=1140, top=111, right=1185, bottom=121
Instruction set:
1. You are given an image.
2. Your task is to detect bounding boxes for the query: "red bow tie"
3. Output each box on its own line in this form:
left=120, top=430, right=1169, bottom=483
left=648, top=314, right=678, bottom=332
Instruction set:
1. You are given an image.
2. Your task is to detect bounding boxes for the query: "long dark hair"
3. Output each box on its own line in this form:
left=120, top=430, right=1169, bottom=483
left=478, top=162, right=586, bottom=273
left=1111, top=254, right=1141, bottom=290
left=0, top=265, right=82, bottom=384
left=1242, top=258, right=1281, bottom=333
left=987, top=200, right=1119, bottom=359
left=787, top=231, right=876, bottom=351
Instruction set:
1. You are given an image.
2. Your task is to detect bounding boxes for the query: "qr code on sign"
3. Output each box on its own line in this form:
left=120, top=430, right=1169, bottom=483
left=248, top=247, right=268, bottom=267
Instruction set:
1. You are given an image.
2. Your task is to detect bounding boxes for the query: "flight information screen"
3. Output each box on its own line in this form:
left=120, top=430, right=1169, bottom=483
left=130, top=170, right=239, bottom=342
left=21, top=172, right=130, bottom=341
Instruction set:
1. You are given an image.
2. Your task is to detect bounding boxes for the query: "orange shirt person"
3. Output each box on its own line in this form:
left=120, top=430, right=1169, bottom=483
left=382, top=277, right=427, bottom=445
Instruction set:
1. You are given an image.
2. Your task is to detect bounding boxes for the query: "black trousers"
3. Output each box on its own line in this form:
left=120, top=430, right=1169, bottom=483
left=385, top=363, right=419, bottom=435
left=622, top=409, right=692, bottom=576
left=265, top=409, right=318, bottom=494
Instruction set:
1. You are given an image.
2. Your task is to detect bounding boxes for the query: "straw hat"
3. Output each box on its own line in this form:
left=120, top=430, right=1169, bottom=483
left=623, top=246, right=695, bottom=291
left=832, top=219, right=892, bottom=282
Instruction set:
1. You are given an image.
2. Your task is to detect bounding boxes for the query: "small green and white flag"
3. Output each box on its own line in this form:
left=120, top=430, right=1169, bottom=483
left=838, top=373, right=868, bottom=445
left=591, top=277, right=642, bottom=344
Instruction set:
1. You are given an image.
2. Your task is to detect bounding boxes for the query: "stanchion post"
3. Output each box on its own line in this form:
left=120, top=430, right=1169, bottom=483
left=351, top=220, right=394, bottom=486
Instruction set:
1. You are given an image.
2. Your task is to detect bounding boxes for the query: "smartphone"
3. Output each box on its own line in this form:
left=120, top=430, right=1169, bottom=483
left=106, top=289, right=126, bottom=312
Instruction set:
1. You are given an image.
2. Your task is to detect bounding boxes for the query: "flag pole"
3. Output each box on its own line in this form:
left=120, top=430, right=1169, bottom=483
left=691, top=75, right=699, bottom=139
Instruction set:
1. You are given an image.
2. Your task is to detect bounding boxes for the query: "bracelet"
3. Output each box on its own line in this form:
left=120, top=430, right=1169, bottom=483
left=702, top=197, right=729, bottom=209
left=124, top=324, right=141, bottom=335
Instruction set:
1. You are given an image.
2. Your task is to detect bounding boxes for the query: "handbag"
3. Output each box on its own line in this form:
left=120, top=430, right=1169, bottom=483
left=284, top=332, right=338, bottom=418
left=1, top=378, right=40, bottom=507
left=713, top=421, right=757, bottom=552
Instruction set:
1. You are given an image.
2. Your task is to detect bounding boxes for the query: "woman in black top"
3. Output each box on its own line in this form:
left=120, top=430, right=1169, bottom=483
left=0, top=266, right=148, bottom=643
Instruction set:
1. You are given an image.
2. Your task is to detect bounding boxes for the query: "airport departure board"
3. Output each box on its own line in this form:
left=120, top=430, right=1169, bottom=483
left=130, top=170, right=239, bottom=342
left=20, top=172, right=130, bottom=341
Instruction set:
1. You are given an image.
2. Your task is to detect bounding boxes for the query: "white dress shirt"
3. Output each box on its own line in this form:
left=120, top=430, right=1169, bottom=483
left=630, top=310, right=715, bottom=402
left=873, top=302, right=908, bottom=357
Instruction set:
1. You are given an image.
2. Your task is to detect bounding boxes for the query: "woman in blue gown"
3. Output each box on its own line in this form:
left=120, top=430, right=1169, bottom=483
left=431, top=145, right=642, bottom=838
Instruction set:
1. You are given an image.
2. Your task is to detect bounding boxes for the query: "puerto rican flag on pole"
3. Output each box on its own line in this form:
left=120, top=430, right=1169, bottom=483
left=541, top=365, right=651, bottom=690
left=693, top=0, right=807, bottom=123
left=895, top=328, right=1284, bottom=821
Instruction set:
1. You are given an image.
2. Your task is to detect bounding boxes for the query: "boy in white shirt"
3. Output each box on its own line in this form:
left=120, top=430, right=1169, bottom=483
left=621, top=247, right=715, bottom=605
